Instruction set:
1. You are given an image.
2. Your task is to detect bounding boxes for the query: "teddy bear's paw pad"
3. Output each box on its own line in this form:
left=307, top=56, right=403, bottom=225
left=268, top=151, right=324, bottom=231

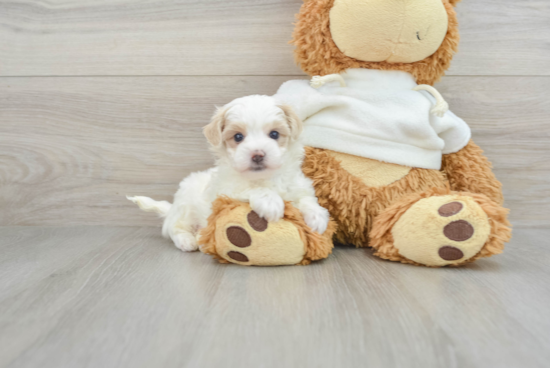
left=227, top=251, right=249, bottom=263
left=392, top=195, right=491, bottom=267
left=215, top=207, right=306, bottom=266
left=438, top=202, right=464, bottom=217
left=443, top=220, right=474, bottom=242
left=226, top=226, right=252, bottom=248
left=438, top=246, right=464, bottom=261
left=246, top=211, right=268, bottom=232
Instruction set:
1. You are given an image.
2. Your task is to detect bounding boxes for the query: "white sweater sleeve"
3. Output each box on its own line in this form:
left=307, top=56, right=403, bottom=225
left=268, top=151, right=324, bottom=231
left=419, top=90, right=472, bottom=154
left=273, top=80, right=338, bottom=122
left=436, top=110, right=472, bottom=154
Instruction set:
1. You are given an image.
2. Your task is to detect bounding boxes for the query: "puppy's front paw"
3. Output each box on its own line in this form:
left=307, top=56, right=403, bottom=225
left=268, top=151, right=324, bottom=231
left=172, top=232, right=199, bottom=252
left=302, top=205, right=330, bottom=234
left=250, top=195, right=285, bottom=223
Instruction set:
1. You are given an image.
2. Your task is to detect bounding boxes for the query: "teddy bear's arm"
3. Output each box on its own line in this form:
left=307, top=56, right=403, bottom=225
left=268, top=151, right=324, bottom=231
left=441, top=140, right=504, bottom=205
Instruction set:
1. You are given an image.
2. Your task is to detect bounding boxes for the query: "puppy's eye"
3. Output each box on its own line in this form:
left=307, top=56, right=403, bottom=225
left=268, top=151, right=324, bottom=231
left=234, top=133, right=244, bottom=143
left=269, top=131, right=280, bottom=140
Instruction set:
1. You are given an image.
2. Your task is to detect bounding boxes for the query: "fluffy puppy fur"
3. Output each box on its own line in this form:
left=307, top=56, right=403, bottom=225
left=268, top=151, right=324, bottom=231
left=129, top=95, right=330, bottom=252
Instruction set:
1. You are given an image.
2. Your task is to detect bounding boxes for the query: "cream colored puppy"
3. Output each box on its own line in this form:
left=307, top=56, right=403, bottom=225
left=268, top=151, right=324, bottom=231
left=128, top=95, right=330, bottom=252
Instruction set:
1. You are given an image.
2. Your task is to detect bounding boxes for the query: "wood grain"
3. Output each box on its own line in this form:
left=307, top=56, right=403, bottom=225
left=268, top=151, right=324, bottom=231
left=0, top=227, right=548, bottom=368
left=449, top=1, right=550, bottom=76
left=1, top=76, right=548, bottom=227
left=0, top=0, right=548, bottom=77
left=0, top=76, right=289, bottom=226
left=436, top=77, right=550, bottom=228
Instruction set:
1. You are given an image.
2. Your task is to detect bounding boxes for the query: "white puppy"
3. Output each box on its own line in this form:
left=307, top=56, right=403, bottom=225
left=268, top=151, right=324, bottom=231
left=128, top=95, right=329, bottom=252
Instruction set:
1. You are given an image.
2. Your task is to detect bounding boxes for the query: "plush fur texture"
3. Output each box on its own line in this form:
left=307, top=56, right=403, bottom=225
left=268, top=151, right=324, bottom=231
left=292, top=0, right=460, bottom=85
left=370, top=187, right=512, bottom=267
left=199, top=197, right=337, bottom=266
left=442, top=140, right=505, bottom=205
left=328, top=152, right=412, bottom=187
left=302, top=147, right=448, bottom=246
left=302, top=146, right=512, bottom=266
left=390, top=194, right=492, bottom=266
left=329, top=0, right=450, bottom=64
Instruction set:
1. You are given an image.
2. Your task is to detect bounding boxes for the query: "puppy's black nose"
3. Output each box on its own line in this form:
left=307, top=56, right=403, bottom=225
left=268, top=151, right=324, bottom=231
left=252, top=154, right=264, bottom=164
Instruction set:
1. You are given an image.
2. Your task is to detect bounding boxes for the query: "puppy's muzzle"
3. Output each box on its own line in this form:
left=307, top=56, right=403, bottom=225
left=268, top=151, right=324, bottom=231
left=252, top=154, right=264, bottom=164
left=251, top=151, right=266, bottom=171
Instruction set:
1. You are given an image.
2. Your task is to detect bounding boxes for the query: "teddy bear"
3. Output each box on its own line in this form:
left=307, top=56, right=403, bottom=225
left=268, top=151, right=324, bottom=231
left=199, top=0, right=511, bottom=267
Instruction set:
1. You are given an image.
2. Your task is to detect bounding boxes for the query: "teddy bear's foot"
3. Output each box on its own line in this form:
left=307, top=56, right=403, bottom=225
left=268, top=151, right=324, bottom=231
left=199, top=197, right=337, bottom=266
left=370, top=189, right=511, bottom=267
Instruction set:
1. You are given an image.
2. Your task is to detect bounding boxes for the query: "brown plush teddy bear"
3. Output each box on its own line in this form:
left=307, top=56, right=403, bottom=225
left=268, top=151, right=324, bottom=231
left=200, top=0, right=512, bottom=267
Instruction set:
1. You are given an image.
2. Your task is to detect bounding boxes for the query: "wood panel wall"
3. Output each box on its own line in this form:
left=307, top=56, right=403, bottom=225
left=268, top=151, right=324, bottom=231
left=1, top=0, right=549, bottom=228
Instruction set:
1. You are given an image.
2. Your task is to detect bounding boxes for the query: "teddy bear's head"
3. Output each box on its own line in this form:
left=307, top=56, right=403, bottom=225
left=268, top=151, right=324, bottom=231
left=292, top=0, right=461, bottom=85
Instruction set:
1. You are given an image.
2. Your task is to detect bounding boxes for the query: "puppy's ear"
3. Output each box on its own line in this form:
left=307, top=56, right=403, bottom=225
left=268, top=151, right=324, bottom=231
left=203, top=107, right=226, bottom=147
left=279, top=104, right=303, bottom=140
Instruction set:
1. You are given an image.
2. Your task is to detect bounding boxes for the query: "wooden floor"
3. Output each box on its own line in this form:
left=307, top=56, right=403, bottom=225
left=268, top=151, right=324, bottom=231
left=0, top=227, right=548, bottom=368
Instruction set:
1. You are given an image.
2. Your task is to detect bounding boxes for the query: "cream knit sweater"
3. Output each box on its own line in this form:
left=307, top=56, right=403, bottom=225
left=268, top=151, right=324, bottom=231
left=274, top=69, right=471, bottom=170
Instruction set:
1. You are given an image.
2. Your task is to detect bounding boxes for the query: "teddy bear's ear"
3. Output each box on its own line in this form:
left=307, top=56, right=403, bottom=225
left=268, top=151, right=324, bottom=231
left=448, top=0, right=461, bottom=6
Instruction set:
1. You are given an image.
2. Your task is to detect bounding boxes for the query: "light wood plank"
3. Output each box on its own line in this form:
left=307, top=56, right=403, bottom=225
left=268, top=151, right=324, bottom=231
left=0, top=76, right=291, bottom=226
left=435, top=76, right=550, bottom=228
left=1, top=76, right=548, bottom=227
left=449, top=1, right=550, bottom=76
left=0, top=227, right=548, bottom=368
left=0, top=0, right=302, bottom=77
left=0, top=0, right=548, bottom=77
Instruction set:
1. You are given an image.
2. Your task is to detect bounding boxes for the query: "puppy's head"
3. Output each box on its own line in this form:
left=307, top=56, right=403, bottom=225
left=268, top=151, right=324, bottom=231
left=203, top=95, right=303, bottom=178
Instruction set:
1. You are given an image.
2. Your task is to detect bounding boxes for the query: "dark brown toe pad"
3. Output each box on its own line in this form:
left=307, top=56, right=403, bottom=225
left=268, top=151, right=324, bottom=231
left=227, top=251, right=249, bottom=263
left=247, top=211, right=268, bottom=232
left=439, top=246, right=464, bottom=261
left=444, top=220, right=474, bottom=242
left=226, top=226, right=252, bottom=248
left=438, top=202, right=464, bottom=217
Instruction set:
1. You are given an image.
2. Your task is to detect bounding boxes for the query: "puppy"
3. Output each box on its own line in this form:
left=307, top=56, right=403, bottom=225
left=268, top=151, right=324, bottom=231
left=128, top=95, right=329, bottom=252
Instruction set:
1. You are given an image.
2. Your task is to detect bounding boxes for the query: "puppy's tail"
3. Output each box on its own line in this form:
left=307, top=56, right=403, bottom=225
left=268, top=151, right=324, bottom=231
left=127, top=196, right=172, bottom=218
